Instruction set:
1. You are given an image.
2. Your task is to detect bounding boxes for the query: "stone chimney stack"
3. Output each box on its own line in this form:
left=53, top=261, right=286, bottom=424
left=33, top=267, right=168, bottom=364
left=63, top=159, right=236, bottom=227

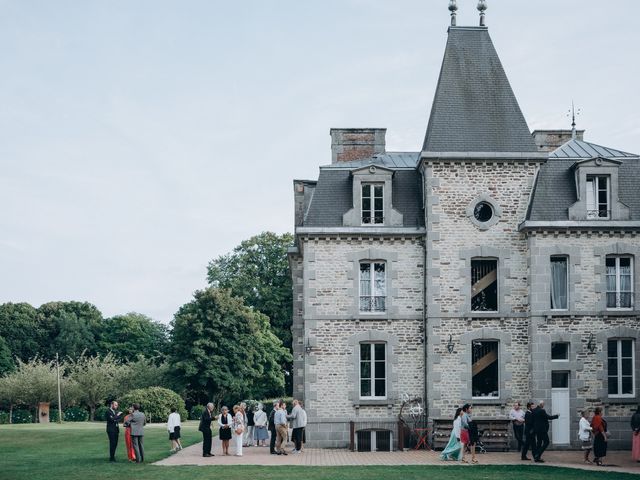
left=532, top=129, right=585, bottom=152
left=330, top=128, right=386, bottom=164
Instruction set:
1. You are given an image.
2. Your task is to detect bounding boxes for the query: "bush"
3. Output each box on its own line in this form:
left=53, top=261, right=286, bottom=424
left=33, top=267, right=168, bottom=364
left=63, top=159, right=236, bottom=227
left=64, top=406, right=89, bottom=422
left=0, top=410, right=9, bottom=424
left=49, top=408, right=63, bottom=422
left=260, top=397, right=293, bottom=417
left=12, top=409, right=33, bottom=424
left=120, top=387, right=187, bottom=423
left=189, top=404, right=205, bottom=420
left=94, top=405, right=109, bottom=422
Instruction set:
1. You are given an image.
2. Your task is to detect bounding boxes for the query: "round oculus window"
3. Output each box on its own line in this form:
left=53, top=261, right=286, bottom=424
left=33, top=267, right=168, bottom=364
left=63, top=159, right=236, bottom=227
left=473, top=201, right=494, bottom=223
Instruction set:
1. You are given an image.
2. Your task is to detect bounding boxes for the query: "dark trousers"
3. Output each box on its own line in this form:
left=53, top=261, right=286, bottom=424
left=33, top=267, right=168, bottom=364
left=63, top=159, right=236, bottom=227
left=292, top=427, right=303, bottom=451
left=521, top=431, right=535, bottom=459
left=269, top=429, right=277, bottom=453
left=513, top=423, right=524, bottom=451
left=202, top=428, right=212, bottom=456
left=107, top=430, right=119, bottom=460
left=131, top=435, right=144, bottom=463
left=535, top=431, right=549, bottom=460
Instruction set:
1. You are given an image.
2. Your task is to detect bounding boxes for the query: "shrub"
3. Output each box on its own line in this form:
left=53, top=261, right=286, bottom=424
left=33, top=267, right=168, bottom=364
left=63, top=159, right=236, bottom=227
left=189, top=404, right=205, bottom=420
left=260, top=397, right=293, bottom=417
left=12, top=409, right=33, bottom=424
left=64, top=406, right=89, bottom=422
left=0, top=410, right=9, bottom=424
left=94, top=405, right=109, bottom=422
left=49, top=408, right=64, bottom=422
left=120, top=387, right=187, bottom=423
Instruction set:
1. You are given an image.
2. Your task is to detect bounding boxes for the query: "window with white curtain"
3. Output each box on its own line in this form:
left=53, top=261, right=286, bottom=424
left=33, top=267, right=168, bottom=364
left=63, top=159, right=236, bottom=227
left=608, top=339, right=635, bottom=397
left=606, top=256, right=633, bottom=309
left=586, top=175, right=609, bottom=219
left=550, top=256, right=568, bottom=310
left=359, top=262, right=386, bottom=312
left=360, top=342, right=386, bottom=399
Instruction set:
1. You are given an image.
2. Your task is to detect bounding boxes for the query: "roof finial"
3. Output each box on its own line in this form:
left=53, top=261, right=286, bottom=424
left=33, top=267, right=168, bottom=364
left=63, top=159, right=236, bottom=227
left=448, top=0, right=458, bottom=26
left=568, top=101, right=582, bottom=139
left=477, top=0, right=487, bottom=26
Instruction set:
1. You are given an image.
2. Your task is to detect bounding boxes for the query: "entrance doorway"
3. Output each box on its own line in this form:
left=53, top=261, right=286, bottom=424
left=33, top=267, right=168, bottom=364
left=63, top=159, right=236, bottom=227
left=551, top=371, right=570, bottom=445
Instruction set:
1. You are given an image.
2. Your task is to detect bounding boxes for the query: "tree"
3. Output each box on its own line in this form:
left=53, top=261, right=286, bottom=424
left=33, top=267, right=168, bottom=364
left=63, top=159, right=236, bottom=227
left=97, top=313, right=169, bottom=362
left=0, top=336, right=15, bottom=375
left=11, top=358, right=59, bottom=421
left=68, top=353, right=124, bottom=420
left=38, top=302, right=103, bottom=359
left=169, top=288, right=291, bottom=406
left=206, top=232, right=294, bottom=388
left=119, top=356, right=173, bottom=394
left=0, top=303, right=46, bottom=361
left=0, top=374, right=22, bottom=423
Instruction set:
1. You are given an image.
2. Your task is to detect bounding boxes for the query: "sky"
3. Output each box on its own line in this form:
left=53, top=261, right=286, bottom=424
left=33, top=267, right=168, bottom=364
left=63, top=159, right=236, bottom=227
left=1, top=0, right=639, bottom=324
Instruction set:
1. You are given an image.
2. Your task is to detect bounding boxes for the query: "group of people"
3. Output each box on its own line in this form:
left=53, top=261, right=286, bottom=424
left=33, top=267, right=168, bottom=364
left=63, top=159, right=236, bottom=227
left=440, top=403, right=479, bottom=463
left=198, top=399, right=308, bottom=458
left=509, top=401, right=559, bottom=463
left=105, top=400, right=148, bottom=463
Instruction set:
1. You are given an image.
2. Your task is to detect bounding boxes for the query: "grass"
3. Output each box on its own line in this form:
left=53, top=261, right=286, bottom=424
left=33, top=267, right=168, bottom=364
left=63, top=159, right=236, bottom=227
left=0, top=422, right=634, bottom=480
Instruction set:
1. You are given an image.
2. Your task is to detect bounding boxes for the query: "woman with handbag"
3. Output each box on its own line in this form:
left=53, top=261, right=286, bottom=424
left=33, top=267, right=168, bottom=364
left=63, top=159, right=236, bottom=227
left=591, top=407, right=608, bottom=466
left=233, top=404, right=245, bottom=456
left=218, top=406, right=233, bottom=455
left=631, top=406, right=640, bottom=462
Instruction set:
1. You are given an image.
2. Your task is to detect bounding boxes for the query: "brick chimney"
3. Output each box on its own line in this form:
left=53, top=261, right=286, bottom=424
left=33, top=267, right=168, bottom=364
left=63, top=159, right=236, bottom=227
left=532, top=129, right=585, bottom=152
left=330, top=128, right=386, bottom=164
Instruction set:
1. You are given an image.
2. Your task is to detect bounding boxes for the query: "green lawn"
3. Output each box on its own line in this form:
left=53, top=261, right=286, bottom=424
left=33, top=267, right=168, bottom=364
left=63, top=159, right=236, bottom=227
left=0, top=422, right=634, bottom=480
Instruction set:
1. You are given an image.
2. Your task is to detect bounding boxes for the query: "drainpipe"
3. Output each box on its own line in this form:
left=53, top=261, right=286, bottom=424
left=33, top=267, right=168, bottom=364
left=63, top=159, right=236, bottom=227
left=420, top=163, right=429, bottom=419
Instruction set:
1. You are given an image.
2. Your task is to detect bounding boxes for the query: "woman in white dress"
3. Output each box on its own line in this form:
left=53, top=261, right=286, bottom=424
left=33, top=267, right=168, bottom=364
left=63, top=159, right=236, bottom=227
left=253, top=404, right=269, bottom=446
left=233, top=405, right=245, bottom=456
left=440, top=407, right=463, bottom=461
left=579, top=410, right=593, bottom=464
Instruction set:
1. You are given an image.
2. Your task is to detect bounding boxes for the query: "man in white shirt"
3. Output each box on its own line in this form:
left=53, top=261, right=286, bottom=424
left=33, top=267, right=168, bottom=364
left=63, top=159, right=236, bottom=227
left=509, top=402, right=526, bottom=453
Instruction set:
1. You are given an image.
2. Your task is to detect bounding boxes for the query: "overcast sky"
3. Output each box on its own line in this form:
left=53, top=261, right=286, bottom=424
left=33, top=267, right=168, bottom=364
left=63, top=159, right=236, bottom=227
left=1, top=0, right=638, bottom=324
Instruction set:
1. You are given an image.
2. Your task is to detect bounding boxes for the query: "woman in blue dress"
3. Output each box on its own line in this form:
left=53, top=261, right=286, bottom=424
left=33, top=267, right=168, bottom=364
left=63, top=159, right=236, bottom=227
left=441, top=408, right=463, bottom=461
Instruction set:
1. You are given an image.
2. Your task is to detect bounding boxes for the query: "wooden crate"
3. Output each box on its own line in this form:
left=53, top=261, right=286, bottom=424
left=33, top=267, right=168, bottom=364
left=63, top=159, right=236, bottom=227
left=431, top=417, right=512, bottom=452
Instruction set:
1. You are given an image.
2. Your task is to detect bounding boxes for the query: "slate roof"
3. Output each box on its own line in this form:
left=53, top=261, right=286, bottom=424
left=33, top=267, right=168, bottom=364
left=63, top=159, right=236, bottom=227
left=303, top=164, right=424, bottom=228
left=527, top=140, right=640, bottom=221
left=422, top=27, right=538, bottom=153
left=322, top=152, right=420, bottom=170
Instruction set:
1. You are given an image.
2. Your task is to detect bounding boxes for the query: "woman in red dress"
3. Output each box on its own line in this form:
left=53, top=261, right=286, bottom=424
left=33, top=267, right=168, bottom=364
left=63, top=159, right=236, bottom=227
left=123, top=406, right=137, bottom=462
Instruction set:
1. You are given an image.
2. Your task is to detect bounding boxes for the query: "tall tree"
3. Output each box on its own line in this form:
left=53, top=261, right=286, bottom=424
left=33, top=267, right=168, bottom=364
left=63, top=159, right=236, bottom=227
left=0, top=336, right=15, bottom=375
left=206, top=232, right=294, bottom=351
left=97, top=313, right=169, bottom=362
left=11, top=358, right=59, bottom=421
left=0, top=373, right=22, bottom=423
left=0, top=303, right=45, bottom=361
left=169, top=288, right=291, bottom=406
left=38, top=302, right=103, bottom=359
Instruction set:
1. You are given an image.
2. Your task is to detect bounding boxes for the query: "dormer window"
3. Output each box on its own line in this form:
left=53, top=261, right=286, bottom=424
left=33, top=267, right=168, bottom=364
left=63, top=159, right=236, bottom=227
left=586, top=175, right=609, bottom=219
left=361, top=183, right=384, bottom=225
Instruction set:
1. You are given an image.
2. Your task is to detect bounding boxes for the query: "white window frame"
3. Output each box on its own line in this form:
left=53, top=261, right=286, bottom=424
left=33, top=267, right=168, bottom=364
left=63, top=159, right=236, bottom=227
left=586, top=175, right=610, bottom=219
left=359, top=342, right=387, bottom=400
left=471, top=340, right=500, bottom=399
left=361, top=183, right=384, bottom=225
left=550, top=255, right=569, bottom=311
left=359, top=261, right=386, bottom=313
left=608, top=338, right=635, bottom=398
left=551, top=342, right=570, bottom=362
left=605, top=256, right=634, bottom=310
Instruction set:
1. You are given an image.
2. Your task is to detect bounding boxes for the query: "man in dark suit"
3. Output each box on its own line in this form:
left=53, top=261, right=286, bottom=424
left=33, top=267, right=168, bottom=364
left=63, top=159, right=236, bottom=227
left=268, top=401, right=278, bottom=454
left=520, top=402, right=535, bottom=460
left=105, top=401, right=122, bottom=462
left=198, top=402, right=215, bottom=457
left=129, top=403, right=146, bottom=463
left=532, top=400, right=559, bottom=463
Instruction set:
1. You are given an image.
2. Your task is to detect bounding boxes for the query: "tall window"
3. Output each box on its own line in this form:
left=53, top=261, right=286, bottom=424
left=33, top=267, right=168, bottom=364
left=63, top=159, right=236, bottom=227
left=606, top=256, right=633, bottom=309
left=472, top=341, right=499, bottom=398
left=608, top=339, right=635, bottom=397
left=362, top=184, right=383, bottom=225
left=550, top=256, right=568, bottom=310
left=360, top=342, right=386, bottom=399
left=586, top=175, right=609, bottom=219
left=360, top=262, right=386, bottom=312
left=471, top=259, right=498, bottom=311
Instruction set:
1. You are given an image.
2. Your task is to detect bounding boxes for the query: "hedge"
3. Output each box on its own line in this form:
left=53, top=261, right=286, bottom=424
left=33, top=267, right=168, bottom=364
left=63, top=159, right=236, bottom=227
left=94, top=405, right=109, bottom=422
left=0, top=410, right=9, bottom=424
left=11, top=409, right=33, bottom=424
left=119, top=387, right=187, bottom=423
left=64, top=406, right=89, bottom=422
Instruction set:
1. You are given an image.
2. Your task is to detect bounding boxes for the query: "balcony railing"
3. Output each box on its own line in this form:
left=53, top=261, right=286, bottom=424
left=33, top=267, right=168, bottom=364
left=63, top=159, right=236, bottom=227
left=606, top=292, right=634, bottom=309
left=586, top=209, right=611, bottom=219
left=360, top=296, right=386, bottom=313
